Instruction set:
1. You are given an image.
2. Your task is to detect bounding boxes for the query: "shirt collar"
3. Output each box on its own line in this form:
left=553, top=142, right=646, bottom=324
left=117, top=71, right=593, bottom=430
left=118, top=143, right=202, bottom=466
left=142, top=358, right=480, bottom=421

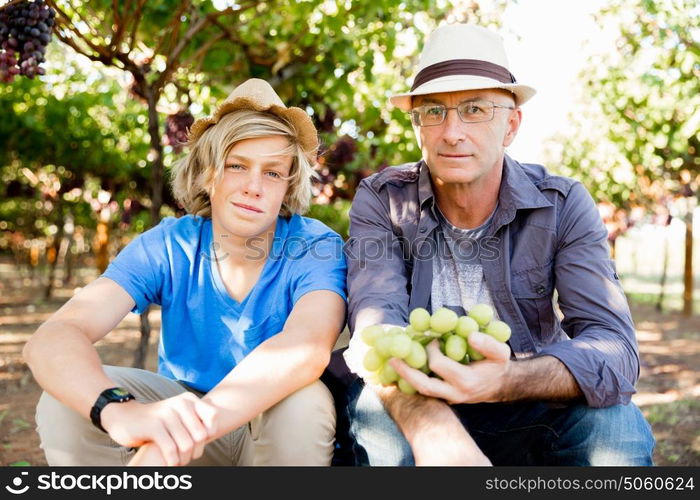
left=418, top=154, right=553, bottom=212
left=417, top=159, right=434, bottom=209
left=499, top=154, right=553, bottom=210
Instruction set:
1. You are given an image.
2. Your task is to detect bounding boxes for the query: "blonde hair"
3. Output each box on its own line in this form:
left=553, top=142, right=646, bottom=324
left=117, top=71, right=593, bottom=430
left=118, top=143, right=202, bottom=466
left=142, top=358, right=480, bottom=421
left=170, top=109, right=316, bottom=217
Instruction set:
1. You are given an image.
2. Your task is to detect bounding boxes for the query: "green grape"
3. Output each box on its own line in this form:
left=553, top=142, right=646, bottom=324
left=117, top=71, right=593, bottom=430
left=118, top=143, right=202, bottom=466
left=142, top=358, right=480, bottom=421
left=445, top=334, right=467, bottom=361
left=426, top=329, right=443, bottom=338
left=365, top=370, right=381, bottom=385
left=363, top=348, right=383, bottom=372
left=484, top=320, right=512, bottom=342
left=404, top=324, right=417, bottom=337
left=455, top=316, right=479, bottom=338
left=389, top=333, right=413, bottom=358
left=468, top=303, right=494, bottom=327
left=397, top=377, right=417, bottom=395
left=460, top=353, right=470, bottom=365
left=387, top=326, right=405, bottom=336
left=409, top=307, right=431, bottom=332
left=467, top=344, right=485, bottom=361
left=420, top=363, right=431, bottom=374
left=405, top=340, right=428, bottom=369
left=417, top=335, right=433, bottom=346
left=379, top=362, right=399, bottom=385
left=375, top=334, right=395, bottom=357
left=360, top=325, right=385, bottom=346
left=430, top=307, right=459, bottom=333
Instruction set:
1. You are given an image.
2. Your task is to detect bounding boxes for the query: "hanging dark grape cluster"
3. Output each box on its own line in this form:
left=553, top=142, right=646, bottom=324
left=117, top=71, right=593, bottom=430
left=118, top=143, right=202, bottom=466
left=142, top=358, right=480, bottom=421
left=316, top=108, right=336, bottom=133
left=327, top=135, right=357, bottom=174
left=0, top=0, right=55, bottom=83
left=165, top=110, right=194, bottom=153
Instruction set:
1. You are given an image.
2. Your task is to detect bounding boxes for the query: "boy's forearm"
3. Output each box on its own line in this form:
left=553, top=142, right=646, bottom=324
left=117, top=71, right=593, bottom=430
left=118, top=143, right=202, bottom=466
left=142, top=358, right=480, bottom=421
left=202, top=333, right=330, bottom=440
left=24, top=322, right=117, bottom=418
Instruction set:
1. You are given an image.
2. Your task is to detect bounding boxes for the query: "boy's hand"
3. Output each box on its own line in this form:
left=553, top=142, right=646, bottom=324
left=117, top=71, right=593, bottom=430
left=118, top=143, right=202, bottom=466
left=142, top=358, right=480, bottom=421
left=101, top=392, right=218, bottom=466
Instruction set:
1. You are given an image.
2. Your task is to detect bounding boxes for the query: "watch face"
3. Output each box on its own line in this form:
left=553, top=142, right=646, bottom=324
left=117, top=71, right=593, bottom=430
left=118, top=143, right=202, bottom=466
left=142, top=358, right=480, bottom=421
left=105, top=388, right=134, bottom=402
left=111, top=388, right=130, bottom=397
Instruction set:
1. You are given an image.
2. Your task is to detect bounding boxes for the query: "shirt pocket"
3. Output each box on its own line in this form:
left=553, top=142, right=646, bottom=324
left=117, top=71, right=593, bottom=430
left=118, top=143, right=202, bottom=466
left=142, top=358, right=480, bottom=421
left=511, top=264, right=553, bottom=298
left=510, top=264, right=556, bottom=349
left=239, top=313, right=287, bottom=354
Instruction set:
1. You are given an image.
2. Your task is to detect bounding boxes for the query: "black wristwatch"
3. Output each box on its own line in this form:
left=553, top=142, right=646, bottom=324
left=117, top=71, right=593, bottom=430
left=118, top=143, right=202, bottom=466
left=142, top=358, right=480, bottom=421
left=90, top=387, right=135, bottom=433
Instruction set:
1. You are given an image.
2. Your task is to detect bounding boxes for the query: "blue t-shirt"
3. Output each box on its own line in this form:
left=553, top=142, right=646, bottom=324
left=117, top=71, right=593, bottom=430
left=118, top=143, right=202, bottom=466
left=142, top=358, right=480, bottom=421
left=102, top=214, right=347, bottom=392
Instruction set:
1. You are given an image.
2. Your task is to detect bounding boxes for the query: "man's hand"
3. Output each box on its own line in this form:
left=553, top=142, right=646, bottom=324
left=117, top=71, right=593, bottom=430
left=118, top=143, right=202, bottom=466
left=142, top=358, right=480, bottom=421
left=100, top=392, right=218, bottom=466
left=389, top=332, right=511, bottom=404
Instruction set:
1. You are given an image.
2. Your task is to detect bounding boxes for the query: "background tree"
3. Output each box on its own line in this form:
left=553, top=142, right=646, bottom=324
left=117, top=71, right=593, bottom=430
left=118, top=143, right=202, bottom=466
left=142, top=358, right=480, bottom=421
left=549, top=0, right=699, bottom=315
left=2, top=0, right=510, bottom=365
left=0, top=52, right=150, bottom=298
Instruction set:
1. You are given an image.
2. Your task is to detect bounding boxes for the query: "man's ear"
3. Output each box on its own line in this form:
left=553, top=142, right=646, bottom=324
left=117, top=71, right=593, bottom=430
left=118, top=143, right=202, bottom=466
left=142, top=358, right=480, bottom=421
left=503, top=107, right=522, bottom=147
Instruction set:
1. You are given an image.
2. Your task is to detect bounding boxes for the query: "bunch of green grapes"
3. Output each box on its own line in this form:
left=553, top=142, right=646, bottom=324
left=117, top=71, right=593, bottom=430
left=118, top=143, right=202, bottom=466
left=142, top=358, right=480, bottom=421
left=360, top=304, right=511, bottom=394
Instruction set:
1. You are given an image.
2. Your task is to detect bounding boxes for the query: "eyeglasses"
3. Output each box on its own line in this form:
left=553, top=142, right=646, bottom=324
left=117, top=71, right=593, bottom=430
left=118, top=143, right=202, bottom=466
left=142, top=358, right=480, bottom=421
left=409, top=99, right=515, bottom=127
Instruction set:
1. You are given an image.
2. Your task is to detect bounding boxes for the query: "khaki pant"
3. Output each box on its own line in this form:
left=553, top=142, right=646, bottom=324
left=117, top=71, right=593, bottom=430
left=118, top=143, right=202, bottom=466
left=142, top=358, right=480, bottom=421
left=35, top=365, right=336, bottom=466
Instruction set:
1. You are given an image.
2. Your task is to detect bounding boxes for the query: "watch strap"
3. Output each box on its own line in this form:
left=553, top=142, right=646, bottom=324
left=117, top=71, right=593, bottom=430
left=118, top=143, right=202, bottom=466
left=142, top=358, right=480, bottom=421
left=89, top=387, right=135, bottom=433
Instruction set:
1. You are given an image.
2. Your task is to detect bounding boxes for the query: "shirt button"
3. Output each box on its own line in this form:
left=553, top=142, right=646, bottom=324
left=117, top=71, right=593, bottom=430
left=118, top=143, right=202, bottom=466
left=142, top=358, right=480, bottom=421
left=535, top=284, right=546, bottom=295
left=419, top=227, right=427, bottom=233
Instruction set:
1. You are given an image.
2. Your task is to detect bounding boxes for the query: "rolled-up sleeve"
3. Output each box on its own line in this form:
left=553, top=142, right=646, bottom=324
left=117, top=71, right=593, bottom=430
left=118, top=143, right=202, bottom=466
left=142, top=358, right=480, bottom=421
left=540, top=182, right=639, bottom=407
left=345, top=179, right=412, bottom=333
left=343, top=179, right=411, bottom=376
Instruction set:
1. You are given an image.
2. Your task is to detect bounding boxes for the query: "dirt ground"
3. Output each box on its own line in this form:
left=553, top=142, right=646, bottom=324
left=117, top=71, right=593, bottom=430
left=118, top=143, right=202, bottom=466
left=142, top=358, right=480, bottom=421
left=1, top=260, right=698, bottom=466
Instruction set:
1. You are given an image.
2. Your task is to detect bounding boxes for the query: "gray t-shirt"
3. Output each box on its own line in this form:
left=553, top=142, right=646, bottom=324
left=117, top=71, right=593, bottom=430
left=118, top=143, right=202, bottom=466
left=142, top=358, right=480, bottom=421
left=431, top=204, right=499, bottom=318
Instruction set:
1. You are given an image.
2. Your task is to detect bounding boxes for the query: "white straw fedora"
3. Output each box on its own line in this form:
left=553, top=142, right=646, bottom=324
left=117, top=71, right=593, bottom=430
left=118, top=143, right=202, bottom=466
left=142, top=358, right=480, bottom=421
left=390, top=24, right=536, bottom=111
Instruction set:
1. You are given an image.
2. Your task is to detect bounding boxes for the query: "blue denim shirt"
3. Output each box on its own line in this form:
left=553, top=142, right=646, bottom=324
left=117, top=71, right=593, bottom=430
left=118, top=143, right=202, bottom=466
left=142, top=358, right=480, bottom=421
left=343, top=155, right=638, bottom=408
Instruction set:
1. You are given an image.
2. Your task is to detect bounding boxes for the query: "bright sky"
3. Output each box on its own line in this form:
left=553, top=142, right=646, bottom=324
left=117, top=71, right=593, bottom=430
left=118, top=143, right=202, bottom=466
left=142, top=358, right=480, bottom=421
left=500, top=0, right=616, bottom=163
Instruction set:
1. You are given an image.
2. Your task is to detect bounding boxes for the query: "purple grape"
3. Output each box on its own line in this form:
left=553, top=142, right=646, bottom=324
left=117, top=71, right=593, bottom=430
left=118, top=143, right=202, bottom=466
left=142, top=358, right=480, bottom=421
left=327, top=136, right=358, bottom=173
left=0, top=0, right=56, bottom=81
left=165, top=111, right=195, bottom=152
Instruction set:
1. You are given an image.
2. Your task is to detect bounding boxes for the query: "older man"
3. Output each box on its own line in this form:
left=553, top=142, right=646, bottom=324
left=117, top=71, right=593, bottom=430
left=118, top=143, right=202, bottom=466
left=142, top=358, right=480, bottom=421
left=336, top=23, right=655, bottom=466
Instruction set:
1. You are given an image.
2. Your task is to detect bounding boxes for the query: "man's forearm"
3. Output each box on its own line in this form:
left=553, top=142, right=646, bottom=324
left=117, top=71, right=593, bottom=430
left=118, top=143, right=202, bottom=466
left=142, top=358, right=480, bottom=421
left=500, top=355, right=583, bottom=402
left=378, top=385, right=452, bottom=437
left=376, top=386, right=490, bottom=465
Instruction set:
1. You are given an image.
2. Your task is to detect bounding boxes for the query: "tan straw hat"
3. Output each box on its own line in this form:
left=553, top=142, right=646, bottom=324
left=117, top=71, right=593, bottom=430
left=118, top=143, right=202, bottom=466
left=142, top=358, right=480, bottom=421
left=390, top=24, right=536, bottom=110
left=188, top=78, right=319, bottom=155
